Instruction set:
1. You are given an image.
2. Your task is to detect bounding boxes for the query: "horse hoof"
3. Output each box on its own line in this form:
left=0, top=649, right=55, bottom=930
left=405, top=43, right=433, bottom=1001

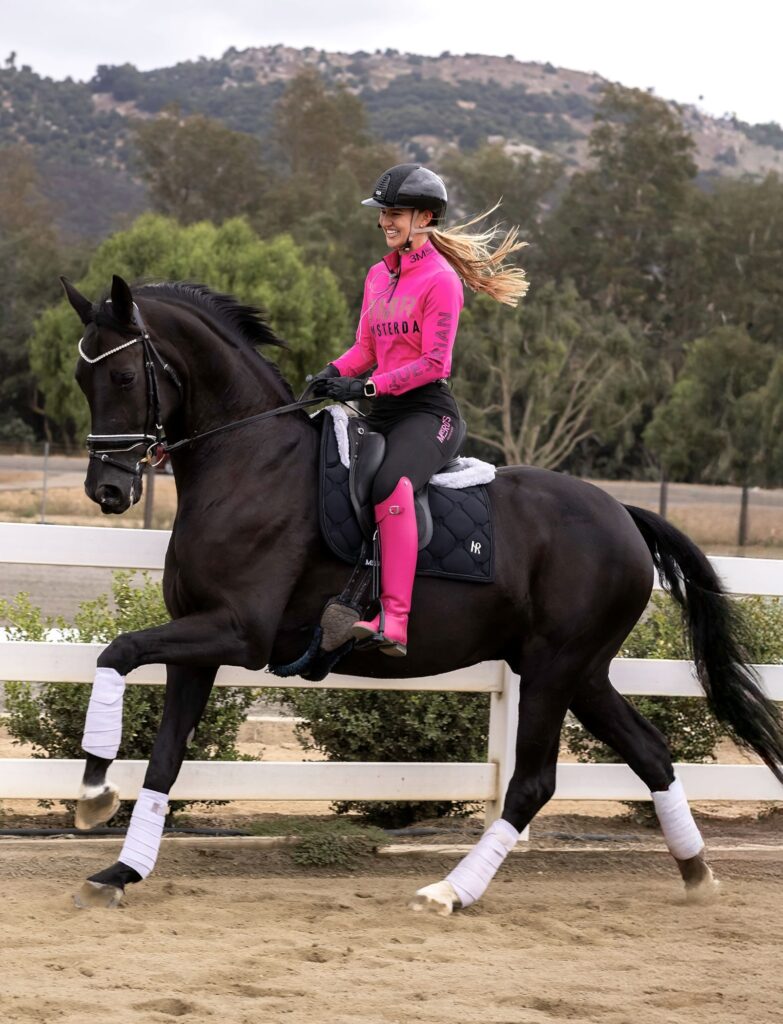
left=73, top=879, right=124, bottom=909
left=75, top=782, right=120, bottom=830
left=685, top=865, right=720, bottom=904
left=408, top=880, right=458, bottom=917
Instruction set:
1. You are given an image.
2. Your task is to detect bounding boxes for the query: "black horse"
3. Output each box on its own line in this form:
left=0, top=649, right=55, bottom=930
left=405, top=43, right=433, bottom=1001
left=62, top=275, right=783, bottom=911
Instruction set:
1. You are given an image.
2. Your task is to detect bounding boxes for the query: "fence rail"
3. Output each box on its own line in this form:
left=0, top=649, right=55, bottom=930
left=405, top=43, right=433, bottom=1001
left=1, top=522, right=782, bottom=818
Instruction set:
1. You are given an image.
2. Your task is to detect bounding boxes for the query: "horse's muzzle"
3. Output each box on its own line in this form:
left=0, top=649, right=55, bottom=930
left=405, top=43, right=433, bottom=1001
left=85, top=458, right=141, bottom=513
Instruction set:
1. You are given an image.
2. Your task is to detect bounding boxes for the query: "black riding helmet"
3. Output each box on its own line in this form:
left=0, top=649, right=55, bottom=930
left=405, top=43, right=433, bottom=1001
left=361, top=163, right=448, bottom=226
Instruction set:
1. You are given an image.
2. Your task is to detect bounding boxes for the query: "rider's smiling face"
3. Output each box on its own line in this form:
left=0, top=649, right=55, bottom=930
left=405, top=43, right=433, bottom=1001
left=378, top=207, right=433, bottom=251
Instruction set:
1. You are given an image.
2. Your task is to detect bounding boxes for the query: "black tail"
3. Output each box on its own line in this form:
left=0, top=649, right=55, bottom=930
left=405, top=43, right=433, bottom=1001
left=625, top=504, right=783, bottom=785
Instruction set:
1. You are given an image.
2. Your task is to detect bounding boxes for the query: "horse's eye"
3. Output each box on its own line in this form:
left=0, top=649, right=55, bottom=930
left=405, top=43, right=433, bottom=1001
left=110, top=370, right=136, bottom=390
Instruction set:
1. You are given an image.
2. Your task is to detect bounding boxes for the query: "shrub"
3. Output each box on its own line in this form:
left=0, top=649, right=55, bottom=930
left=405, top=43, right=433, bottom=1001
left=264, top=687, right=490, bottom=828
left=564, top=594, right=783, bottom=807
left=246, top=816, right=389, bottom=868
left=0, top=416, right=36, bottom=445
left=2, top=572, right=256, bottom=822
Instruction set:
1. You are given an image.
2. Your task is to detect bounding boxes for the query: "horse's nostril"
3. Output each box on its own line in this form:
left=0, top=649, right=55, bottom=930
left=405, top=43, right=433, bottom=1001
left=95, top=484, right=123, bottom=506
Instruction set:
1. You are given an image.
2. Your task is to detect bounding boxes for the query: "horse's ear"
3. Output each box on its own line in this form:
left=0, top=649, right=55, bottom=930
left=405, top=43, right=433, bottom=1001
left=110, top=275, right=135, bottom=325
left=59, top=277, right=93, bottom=326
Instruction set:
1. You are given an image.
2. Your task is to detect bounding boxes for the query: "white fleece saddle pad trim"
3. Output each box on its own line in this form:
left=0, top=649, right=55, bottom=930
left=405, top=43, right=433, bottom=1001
left=323, top=405, right=495, bottom=489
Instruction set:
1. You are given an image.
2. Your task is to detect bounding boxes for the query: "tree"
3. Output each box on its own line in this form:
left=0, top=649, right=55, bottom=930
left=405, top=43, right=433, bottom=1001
left=453, top=280, right=646, bottom=468
left=273, top=69, right=368, bottom=179
left=260, top=70, right=401, bottom=313
left=132, top=108, right=268, bottom=225
left=645, top=326, right=775, bottom=544
left=442, top=143, right=563, bottom=256
left=545, top=85, right=701, bottom=357
left=0, top=145, right=71, bottom=441
left=645, top=327, right=772, bottom=485
left=697, top=172, right=783, bottom=347
left=29, top=215, right=349, bottom=442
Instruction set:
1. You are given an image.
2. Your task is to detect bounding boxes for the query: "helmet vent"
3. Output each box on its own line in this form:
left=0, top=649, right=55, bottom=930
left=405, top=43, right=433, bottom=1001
left=375, top=173, right=391, bottom=200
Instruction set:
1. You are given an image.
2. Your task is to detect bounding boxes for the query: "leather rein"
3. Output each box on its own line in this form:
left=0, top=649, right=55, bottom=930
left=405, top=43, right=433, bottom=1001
left=79, top=303, right=324, bottom=486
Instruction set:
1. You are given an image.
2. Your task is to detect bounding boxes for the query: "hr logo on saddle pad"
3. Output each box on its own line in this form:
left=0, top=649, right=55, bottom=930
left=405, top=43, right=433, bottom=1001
left=470, top=540, right=482, bottom=555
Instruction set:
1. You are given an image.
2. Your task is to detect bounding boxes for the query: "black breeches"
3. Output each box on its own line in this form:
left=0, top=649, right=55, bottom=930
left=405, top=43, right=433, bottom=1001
left=369, top=412, right=463, bottom=505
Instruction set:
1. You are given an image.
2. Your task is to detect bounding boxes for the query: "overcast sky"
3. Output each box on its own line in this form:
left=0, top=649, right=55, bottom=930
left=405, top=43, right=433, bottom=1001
left=5, top=0, right=782, bottom=126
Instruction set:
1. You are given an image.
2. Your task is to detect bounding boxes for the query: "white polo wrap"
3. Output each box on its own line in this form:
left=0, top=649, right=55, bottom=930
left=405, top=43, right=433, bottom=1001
left=652, top=776, right=704, bottom=860
left=82, top=667, right=126, bottom=759
left=446, top=818, right=520, bottom=907
left=119, top=787, right=169, bottom=879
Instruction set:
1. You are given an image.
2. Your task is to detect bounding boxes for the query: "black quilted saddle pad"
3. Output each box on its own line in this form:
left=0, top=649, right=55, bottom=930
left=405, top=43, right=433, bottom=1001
left=317, top=410, right=494, bottom=583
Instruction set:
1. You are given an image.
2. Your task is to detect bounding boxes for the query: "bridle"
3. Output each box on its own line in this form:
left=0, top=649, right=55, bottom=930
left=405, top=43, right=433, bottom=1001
left=79, top=302, right=327, bottom=493
left=80, top=303, right=184, bottom=493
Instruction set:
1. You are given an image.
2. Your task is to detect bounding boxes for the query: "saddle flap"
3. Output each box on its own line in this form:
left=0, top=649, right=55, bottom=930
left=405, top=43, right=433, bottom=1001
left=414, top=488, right=434, bottom=550
left=348, top=418, right=386, bottom=540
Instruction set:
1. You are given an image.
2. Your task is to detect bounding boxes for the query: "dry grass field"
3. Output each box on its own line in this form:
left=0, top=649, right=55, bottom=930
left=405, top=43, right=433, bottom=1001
left=1, top=461, right=781, bottom=556
left=0, top=473, right=178, bottom=531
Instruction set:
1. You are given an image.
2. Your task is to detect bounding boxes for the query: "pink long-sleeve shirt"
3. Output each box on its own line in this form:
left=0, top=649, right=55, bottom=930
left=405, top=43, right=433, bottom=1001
left=332, top=240, right=463, bottom=396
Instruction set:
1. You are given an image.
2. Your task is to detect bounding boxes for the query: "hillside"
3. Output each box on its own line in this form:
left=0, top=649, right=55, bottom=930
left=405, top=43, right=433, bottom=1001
left=2, top=45, right=782, bottom=240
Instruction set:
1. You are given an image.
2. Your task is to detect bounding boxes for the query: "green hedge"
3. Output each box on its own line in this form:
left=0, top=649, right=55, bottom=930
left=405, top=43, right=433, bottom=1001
left=264, top=687, right=490, bottom=828
left=5, top=576, right=779, bottom=829
left=564, top=593, right=783, bottom=769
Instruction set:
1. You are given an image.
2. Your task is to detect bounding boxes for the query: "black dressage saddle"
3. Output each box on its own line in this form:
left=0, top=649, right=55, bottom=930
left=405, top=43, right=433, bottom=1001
left=348, top=414, right=467, bottom=549
left=317, top=409, right=494, bottom=584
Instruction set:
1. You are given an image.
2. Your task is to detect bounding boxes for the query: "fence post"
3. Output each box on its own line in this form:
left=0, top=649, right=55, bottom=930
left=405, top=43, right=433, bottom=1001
left=738, top=484, right=750, bottom=548
left=658, top=469, right=668, bottom=519
left=486, top=664, right=528, bottom=840
left=39, top=440, right=50, bottom=524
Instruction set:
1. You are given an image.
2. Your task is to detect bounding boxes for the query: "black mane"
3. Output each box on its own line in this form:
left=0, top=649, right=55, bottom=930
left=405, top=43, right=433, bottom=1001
left=136, top=282, right=287, bottom=352
left=94, top=281, right=296, bottom=403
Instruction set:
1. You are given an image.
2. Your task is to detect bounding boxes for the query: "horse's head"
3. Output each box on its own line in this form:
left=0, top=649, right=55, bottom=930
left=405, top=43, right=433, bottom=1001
left=63, top=274, right=181, bottom=515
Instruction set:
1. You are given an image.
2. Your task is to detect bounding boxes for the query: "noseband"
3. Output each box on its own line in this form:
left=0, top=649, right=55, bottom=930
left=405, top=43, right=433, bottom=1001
left=80, top=303, right=183, bottom=490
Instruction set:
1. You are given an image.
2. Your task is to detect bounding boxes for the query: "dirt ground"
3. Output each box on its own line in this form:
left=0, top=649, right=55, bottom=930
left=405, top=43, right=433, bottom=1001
left=1, top=841, right=782, bottom=1024
left=2, top=728, right=783, bottom=1023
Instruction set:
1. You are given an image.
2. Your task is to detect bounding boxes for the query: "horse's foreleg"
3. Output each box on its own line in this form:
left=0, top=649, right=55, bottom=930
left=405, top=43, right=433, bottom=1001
left=75, top=663, right=217, bottom=908
left=75, top=667, right=126, bottom=829
left=570, top=678, right=718, bottom=900
left=76, top=609, right=257, bottom=830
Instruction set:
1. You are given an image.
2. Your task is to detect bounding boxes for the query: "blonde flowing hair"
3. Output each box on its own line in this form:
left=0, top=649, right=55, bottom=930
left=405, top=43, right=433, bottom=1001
left=427, top=202, right=530, bottom=307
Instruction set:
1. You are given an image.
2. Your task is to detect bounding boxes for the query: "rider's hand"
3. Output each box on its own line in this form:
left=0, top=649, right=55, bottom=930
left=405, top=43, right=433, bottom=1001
left=323, top=376, right=367, bottom=401
left=307, top=363, right=340, bottom=397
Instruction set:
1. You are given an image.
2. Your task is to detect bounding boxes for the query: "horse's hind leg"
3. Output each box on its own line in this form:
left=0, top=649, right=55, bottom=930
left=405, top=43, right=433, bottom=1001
left=569, top=677, right=719, bottom=900
left=411, top=652, right=579, bottom=916
left=74, top=664, right=217, bottom=909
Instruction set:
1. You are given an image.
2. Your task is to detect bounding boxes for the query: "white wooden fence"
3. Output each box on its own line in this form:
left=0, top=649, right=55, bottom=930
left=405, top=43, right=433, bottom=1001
left=1, top=522, right=782, bottom=825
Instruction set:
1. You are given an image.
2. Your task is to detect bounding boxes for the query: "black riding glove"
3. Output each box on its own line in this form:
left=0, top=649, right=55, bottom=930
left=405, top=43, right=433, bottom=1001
left=307, top=363, right=340, bottom=397
left=323, top=376, right=367, bottom=401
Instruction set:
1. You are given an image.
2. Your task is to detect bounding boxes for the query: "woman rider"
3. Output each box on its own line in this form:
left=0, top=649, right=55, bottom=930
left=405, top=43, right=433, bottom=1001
left=312, top=163, right=529, bottom=657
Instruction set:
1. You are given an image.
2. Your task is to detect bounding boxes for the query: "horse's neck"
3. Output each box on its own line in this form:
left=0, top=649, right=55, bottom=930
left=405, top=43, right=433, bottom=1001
left=162, top=316, right=292, bottom=440
left=170, top=414, right=321, bottom=548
